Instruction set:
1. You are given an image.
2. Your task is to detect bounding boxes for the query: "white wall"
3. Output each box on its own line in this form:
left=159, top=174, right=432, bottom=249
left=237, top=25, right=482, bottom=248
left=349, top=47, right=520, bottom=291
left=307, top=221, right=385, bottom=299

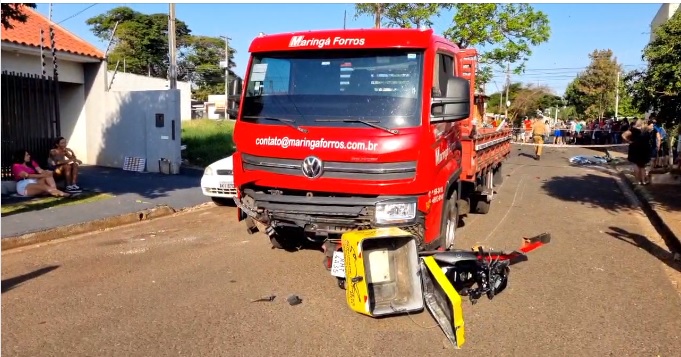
left=1, top=50, right=84, bottom=84
left=650, top=3, right=680, bottom=42
left=107, top=71, right=192, bottom=121
left=58, top=82, right=87, bottom=159
left=86, top=89, right=181, bottom=172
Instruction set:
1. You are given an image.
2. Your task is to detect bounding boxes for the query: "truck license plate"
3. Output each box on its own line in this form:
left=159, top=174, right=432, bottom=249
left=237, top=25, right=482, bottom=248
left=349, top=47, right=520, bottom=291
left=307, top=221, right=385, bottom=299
left=330, top=251, right=346, bottom=278
left=219, top=182, right=233, bottom=189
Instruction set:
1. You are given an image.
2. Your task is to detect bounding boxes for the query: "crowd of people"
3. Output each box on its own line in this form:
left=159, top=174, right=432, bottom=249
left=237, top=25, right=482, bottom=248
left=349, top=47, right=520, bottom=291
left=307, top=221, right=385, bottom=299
left=503, top=113, right=680, bottom=183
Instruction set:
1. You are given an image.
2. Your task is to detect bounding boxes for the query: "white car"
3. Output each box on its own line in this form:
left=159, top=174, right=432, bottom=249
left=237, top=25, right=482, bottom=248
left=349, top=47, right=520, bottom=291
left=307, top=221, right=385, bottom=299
left=200, top=155, right=237, bottom=205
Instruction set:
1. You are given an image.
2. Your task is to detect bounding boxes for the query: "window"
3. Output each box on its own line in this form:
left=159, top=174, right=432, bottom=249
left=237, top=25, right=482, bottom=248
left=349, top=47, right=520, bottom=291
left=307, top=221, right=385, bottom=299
left=432, top=52, right=454, bottom=98
left=242, top=50, right=425, bottom=129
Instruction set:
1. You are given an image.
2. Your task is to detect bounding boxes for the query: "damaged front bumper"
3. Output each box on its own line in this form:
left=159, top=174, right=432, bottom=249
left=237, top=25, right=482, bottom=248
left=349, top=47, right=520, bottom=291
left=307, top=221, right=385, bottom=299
left=235, top=187, right=425, bottom=242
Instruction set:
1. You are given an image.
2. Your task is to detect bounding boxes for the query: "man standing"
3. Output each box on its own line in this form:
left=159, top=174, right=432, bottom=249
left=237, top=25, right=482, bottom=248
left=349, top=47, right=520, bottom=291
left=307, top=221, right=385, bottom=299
left=532, top=117, right=547, bottom=160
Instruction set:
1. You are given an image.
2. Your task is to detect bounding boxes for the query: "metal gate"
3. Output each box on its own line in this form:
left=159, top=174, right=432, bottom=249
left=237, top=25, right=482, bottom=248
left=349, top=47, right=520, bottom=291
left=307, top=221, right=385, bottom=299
left=1, top=71, right=61, bottom=180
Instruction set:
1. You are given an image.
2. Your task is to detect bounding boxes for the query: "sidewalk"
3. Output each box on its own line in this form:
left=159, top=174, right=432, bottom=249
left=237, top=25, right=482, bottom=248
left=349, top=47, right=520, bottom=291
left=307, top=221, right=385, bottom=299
left=1, top=166, right=210, bottom=238
left=615, top=164, right=681, bottom=254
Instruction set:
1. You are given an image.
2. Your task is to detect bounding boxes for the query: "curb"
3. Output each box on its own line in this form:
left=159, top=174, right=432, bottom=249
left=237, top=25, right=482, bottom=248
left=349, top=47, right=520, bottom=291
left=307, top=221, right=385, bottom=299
left=1, top=205, right=181, bottom=251
left=614, top=168, right=681, bottom=254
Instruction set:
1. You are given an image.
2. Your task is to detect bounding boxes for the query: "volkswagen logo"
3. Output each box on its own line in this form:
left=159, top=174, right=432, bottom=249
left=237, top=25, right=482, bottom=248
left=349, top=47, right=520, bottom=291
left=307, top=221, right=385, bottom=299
left=301, top=156, right=323, bottom=179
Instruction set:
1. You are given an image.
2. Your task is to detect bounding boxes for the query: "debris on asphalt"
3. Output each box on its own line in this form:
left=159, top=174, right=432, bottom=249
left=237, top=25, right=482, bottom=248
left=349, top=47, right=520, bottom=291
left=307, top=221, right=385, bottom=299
left=569, top=155, right=608, bottom=166
left=286, top=294, right=303, bottom=306
left=251, top=295, right=276, bottom=303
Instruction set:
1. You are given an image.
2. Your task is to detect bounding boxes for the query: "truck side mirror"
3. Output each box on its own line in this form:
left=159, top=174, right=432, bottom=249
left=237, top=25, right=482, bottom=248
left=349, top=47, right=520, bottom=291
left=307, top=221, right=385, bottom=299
left=430, top=77, right=470, bottom=123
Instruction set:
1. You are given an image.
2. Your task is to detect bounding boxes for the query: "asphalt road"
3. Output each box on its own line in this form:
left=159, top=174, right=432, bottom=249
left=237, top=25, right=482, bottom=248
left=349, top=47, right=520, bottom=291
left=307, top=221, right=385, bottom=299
left=3, top=146, right=681, bottom=357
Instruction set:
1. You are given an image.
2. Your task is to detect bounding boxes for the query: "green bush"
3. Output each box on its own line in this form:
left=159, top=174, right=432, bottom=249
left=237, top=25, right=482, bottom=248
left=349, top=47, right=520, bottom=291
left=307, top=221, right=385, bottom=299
left=181, top=119, right=235, bottom=167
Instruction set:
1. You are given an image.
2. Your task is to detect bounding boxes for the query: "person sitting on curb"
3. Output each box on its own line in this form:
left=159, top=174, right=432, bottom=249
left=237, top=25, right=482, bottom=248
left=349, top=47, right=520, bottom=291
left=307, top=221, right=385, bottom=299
left=12, top=150, right=71, bottom=198
left=48, top=136, right=82, bottom=193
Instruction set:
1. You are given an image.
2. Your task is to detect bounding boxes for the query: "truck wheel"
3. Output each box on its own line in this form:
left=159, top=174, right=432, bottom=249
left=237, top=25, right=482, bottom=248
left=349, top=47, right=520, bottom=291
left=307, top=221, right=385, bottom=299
left=473, top=198, right=491, bottom=214
left=443, top=193, right=459, bottom=250
left=267, top=227, right=294, bottom=250
left=270, top=236, right=286, bottom=249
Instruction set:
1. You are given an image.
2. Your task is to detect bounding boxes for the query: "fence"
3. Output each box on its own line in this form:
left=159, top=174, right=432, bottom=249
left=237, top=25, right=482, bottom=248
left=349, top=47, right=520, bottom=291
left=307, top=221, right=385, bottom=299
left=1, top=71, right=61, bottom=180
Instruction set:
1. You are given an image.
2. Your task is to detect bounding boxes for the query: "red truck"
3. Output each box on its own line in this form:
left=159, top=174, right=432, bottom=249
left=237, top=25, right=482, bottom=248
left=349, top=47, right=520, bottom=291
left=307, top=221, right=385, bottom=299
left=232, top=28, right=512, bottom=255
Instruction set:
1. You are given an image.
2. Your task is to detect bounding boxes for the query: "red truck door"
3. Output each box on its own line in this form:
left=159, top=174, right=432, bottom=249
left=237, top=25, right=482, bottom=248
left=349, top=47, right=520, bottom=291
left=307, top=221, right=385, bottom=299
left=426, top=44, right=467, bottom=249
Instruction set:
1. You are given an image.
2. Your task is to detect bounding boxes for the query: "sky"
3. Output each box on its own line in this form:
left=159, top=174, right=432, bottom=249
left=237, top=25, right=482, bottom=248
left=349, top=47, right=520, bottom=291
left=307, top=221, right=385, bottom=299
left=36, top=2, right=660, bottom=96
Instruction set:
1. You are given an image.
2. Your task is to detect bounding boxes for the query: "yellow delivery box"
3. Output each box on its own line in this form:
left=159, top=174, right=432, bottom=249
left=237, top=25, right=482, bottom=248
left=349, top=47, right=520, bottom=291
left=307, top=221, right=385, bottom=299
left=340, top=227, right=424, bottom=317
left=338, top=227, right=465, bottom=348
left=420, top=255, right=466, bottom=348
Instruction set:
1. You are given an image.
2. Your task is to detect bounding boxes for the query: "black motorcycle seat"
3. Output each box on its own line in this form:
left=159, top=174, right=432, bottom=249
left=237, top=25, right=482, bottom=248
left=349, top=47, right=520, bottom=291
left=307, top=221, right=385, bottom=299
left=432, top=250, right=480, bottom=265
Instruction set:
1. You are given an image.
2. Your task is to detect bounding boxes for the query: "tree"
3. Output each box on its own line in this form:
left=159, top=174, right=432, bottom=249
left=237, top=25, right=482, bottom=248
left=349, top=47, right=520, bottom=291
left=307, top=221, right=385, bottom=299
left=507, top=84, right=556, bottom=121
left=1, top=3, right=35, bottom=30
left=86, top=6, right=191, bottom=78
left=353, top=3, right=551, bottom=90
left=604, top=74, right=642, bottom=118
left=564, top=49, right=621, bottom=119
left=487, top=82, right=558, bottom=121
left=564, top=79, right=588, bottom=116
left=181, top=35, right=238, bottom=102
left=443, top=4, right=551, bottom=88
left=487, top=82, right=523, bottom=114
left=355, top=3, right=441, bottom=29
left=354, top=3, right=385, bottom=28
left=626, top=11, right=681, bottom=125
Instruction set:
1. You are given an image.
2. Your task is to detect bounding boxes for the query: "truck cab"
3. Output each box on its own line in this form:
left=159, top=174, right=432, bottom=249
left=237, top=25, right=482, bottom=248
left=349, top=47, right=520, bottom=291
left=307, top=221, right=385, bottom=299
left=233, top=28, right=484, bottom=252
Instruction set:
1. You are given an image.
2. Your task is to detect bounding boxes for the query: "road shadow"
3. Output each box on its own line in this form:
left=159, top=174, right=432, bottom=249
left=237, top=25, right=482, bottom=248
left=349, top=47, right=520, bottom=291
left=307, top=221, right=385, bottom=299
left=605, top=226, right=680, bottom=273
left=77, top=165, right=201, bottom=200
left=2, top=265, right=59, bottom=294
left=541, top=172, right=631, bottom=213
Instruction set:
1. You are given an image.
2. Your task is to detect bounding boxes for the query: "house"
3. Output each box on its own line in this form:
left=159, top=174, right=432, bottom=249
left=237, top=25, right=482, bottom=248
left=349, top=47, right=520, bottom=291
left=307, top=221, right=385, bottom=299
left=1, top=6, right=183, bottom=194
left=650, top=3, right=680, bottom=42
left=1, top=6, right=104, bottom=181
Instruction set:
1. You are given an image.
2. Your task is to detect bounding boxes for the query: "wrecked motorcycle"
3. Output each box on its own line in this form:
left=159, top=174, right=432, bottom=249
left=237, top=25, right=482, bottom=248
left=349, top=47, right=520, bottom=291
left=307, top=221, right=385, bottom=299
left=330, top=228, right=551, bottom=348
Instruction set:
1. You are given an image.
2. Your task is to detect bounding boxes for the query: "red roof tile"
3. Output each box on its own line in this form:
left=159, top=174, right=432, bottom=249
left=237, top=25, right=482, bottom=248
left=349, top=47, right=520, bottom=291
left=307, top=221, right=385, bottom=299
left=1, top=6, right=104, bottom=59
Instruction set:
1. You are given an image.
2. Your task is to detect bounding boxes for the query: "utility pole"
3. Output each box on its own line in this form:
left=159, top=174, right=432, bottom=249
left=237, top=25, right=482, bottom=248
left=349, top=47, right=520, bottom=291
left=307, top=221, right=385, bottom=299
left=504, top=63, right=510, bottom=119
left=220, top=35, right=231, bottom=119
left=168, top=3, right=177, bottom=90
left=232, top=76, right=238, bottom=110
left=343, top=10, right=347, bottom=30
left=614, top=70, right=620, bottom=119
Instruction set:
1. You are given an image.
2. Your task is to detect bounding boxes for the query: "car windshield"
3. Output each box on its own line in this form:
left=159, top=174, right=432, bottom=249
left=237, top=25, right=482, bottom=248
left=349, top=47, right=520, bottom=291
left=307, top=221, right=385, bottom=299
left=241, top=49, right=424, bottom=129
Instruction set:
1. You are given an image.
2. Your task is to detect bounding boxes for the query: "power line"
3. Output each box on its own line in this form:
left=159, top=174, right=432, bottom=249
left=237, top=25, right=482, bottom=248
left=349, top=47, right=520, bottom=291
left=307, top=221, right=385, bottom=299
left=492, top=63, right=645, bottom=75
left=56, top=4, right=97, bottom=25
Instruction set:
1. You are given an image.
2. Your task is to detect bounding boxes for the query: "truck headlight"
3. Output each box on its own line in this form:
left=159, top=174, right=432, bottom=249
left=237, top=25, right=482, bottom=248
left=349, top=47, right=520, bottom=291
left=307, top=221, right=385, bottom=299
left=204, top=166, right=213, bottom=176
left=375, top=200, right=417, bottom=224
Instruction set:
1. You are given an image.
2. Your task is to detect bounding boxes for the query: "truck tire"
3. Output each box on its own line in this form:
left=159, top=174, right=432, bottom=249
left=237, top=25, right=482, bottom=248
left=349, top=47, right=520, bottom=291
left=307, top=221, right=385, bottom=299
left=270, top=236, right=286, bottom=249
left=473, top=198, right=491, bottom=214
left=443, top=192, right=459, bottom=250
left=268, top=227, right=296, bottom=250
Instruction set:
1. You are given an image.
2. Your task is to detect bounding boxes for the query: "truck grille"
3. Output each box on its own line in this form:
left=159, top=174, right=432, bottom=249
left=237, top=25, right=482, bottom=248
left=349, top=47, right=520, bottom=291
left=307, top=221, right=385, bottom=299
left=241, top=153, right=416, bottom=181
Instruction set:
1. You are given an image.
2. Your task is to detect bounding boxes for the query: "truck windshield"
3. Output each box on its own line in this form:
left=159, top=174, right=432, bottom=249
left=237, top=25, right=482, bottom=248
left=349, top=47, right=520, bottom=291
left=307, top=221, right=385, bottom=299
left=242, top=50, right=424, bottom=129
